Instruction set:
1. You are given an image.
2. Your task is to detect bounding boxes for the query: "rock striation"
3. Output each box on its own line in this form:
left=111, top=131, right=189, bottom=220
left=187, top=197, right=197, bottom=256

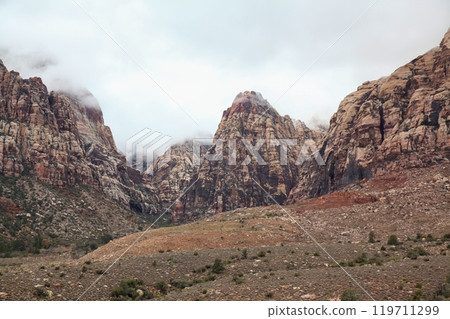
left=169, top=91, right=306, bottom=221
left=0, top=59, right=159, bottom=214
left=288, top=28, right=450, bottom=202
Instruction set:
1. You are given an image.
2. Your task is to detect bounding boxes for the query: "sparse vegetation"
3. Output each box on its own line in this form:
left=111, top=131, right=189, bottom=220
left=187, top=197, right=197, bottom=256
left=410, top=289, right=424, bottom=301
left=111, top=279, right=153, bottom=301
left=407, top=247, right=429, bottom=259
left=265, top=292, right=274, bottom=299
left=341, top=289, right=360, bottom=301
left=257, top=251, right=266, bottom=258
left=369, top=231, right=375, bottom=243
left=211, top=259, right=225, bottom=274
left=387, top=235, right=400, bottom=246
left=232, top=275, right=244, bottom=285
left=155, top=281, right=168, bottom=294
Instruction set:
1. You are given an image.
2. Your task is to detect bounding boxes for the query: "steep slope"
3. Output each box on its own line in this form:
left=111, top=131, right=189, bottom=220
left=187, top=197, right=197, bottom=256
left=147, top=140, right=197, bottom=206
left=170, top=91, right=304, bottom=221
left=0, top=59, right=159, bottom=214
left=288, top=28, right=450, bottom=201
left=0, top=59, right=166, bottom=253
left=293, top=119, right=326, bottom=145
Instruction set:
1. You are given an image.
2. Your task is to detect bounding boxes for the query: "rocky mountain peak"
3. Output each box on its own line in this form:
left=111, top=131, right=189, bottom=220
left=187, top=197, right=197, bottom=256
left=223, top=91, right=278, bottom=119
left=0, top=59, right=159, bottom=215
left=288, top=28, right=450, bottom=202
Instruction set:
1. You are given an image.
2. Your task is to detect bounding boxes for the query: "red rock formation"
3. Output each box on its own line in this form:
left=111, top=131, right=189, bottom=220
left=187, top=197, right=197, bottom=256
left=288, top=28, right=450, bottom=202
left=175, top=91, right=304, bottom=219
left=0, top=59, right=159, bottom=214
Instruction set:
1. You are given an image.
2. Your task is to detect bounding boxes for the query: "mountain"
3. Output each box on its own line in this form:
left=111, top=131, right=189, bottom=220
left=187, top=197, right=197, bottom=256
left=147, top=140, right=197, bottom=206
left=0, top=59, right=160, bottom=214
left=166, top=91, right=308, bottom=221
left=288, top=28, right=450, bottom=202
left=0, top=59, right=163, bottom=250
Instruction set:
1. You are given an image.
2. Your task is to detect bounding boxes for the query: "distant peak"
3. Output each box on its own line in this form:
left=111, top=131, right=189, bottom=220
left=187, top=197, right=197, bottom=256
left=224, top=91, right=278, bottom=118
left=232, top=91, right=270, bottom=107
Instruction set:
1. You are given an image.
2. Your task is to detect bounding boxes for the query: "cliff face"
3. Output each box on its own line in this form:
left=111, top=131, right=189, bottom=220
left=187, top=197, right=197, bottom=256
left=288, top=29, right=450, bottom=202
left=167, top=91, right=303, bottom=221
left=147, top=140, right=197, bottom=206
left=0, top=59, right=159, bottom=214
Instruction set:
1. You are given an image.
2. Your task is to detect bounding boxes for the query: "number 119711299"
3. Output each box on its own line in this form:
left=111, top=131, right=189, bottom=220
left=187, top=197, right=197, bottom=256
left=373, top=305, right=439, bottom=316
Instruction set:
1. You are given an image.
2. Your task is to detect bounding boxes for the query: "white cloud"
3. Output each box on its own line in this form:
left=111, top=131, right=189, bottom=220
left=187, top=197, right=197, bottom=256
left=0, top=0, right=449, bottom=151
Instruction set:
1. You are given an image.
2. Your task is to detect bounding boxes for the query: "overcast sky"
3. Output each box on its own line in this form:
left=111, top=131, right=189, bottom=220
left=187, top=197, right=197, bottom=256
left=1, top=0, right=449, bottom=151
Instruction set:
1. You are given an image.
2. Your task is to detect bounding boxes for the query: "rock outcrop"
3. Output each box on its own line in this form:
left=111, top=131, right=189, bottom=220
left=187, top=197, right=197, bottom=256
left=288, top=28, right=450, bottom=202
left=171, top=91, right=306, bottom=221
left=0, top=59, right=159, bottom=214
left=147, top=140, right=198, bottom=206
left=293, top=119, right=326, bottom=145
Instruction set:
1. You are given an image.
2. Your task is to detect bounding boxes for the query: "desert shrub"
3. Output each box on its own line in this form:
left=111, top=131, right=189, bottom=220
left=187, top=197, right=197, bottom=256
left=34, top=287, right=49, bottom=298
left=241, top=249, right=248, bottom=259
left=265, top=292, right=274, bottom=299
left=432, top=284, right=450, bottom=300
left=232, top=276, right=244, bottom=285
left=387, top=235, right=400, bottom=246
left=155, top=281, right=168, bottom=294
left=257, top=251, right=266, bottom=258
left=341, top=289, right=360, bottom=301
left=407, top=247, right=429, bottom=260
left=202, top=274, right=216, bottom=282
left=354, top=253, right=368, bottom=265
left=74, top=234, right=112, bottom=253
left=171, top=280, right=193, bottom=290
left=211, top=259, right=225, bottom=274
left=368, top=231, right=375, bottom=243
left=410, top=289, right=424, bottom=301
left=111, top=278, right=153, bottom=301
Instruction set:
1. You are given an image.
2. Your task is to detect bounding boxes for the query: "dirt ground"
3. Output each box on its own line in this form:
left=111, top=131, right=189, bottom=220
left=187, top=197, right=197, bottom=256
left=0, top=164, right=449, bottom=301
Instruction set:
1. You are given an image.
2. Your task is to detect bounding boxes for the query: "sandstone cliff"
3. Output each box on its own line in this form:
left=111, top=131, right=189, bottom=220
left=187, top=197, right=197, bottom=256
left=169, top=91, right=306, bottom=221
left=0, top=59, right=159, bottom=215
left=288, top=28, right=450, bottom=202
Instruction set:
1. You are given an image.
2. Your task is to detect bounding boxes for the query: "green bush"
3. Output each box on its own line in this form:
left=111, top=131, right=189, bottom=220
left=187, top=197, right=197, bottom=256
left=354, top=253, right=368, bottom=264
left=111, top=278, right=153, bottom=301
left=171, top=280, right=193, bottom=290
left=387, top=235, right=400, bottom=246
left=410, top=289, right=424, bottom=301
left=241, top=249, right=248, bottom=259
left=233, top=276, right=244, bottom=285
left=211, top=259, right=225, bottom=274
left=257, top=251, right=266, bottom=258
left=407, top=247, right=428, bottom=260
left=155, top=281, right=168, bottom=294
left=341, top=289, right=360, bottom=301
